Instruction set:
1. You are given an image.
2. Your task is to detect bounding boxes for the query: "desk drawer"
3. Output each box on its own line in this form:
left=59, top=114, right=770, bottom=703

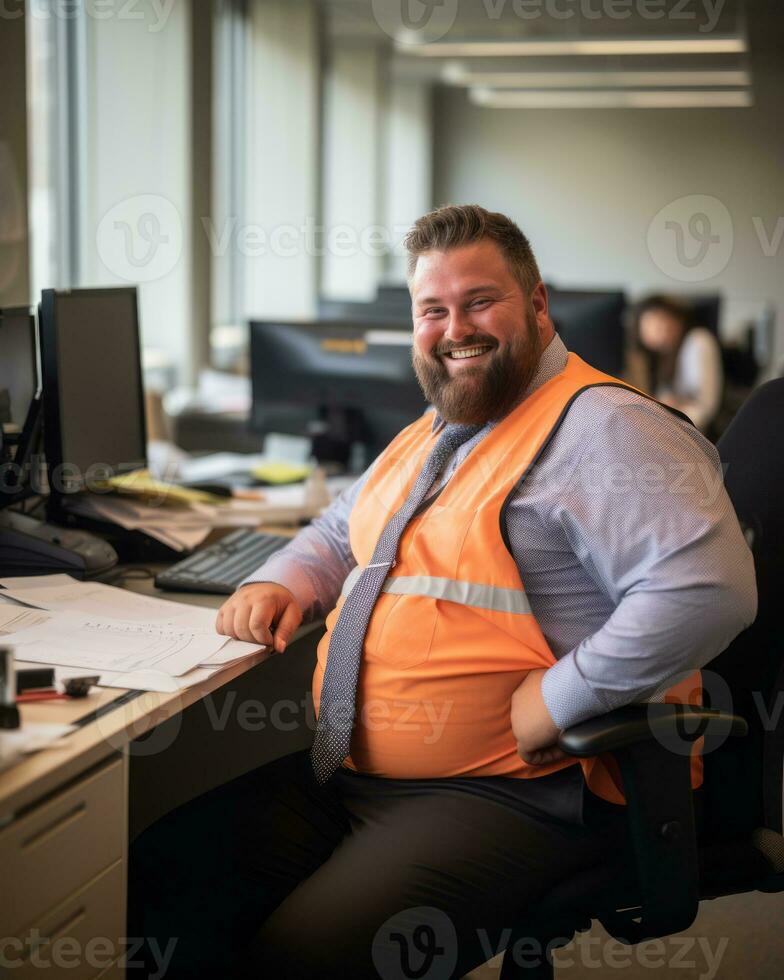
left=0, top=757, right=126, bottom=936
left=5, top=860, right=125, bottom=980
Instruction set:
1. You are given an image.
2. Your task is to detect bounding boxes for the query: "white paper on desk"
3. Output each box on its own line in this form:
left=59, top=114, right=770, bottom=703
left=61, top=496, right=211, bottom=551
left=0, top=603, right=52, bottom=635
left=93, top=663, right=227, bottom=692
left=1, top=576, right=221, bottom=633
left=11, top=657, right=239, bottom=694
left=199, top=636, right=266, bottom=666
left=6, top=611, right=230, bottom=677
left=2, top=576, right=266, bottom=671
left=178, top=452, right=269, bottom=483
left=150, top=525, right=210, bottom=552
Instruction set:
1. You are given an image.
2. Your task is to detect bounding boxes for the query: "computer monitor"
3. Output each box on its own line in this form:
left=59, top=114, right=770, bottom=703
left=39, top=287, right=147, bottom=494
left=317, top=297, right=413, bottom=328
left=0, top=306, right=37, bottom=427
left=250, top=320, right=426, bottom=469
left=375, top=284, right=413, bottom=316
left=547, top=288, right=626, bottom=376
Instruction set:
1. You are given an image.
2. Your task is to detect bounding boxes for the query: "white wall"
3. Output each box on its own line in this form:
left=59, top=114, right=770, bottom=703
left=244, top=0, right=319, bottom=321
left=322, top=44, right=383, bottom=301
left=82, top=0, right=193, bottom=380
left=383, top=78, right=433, bottom=283
left=433, top=62, right=784, bottom=365
left=322, top=54, right=434, bottom=298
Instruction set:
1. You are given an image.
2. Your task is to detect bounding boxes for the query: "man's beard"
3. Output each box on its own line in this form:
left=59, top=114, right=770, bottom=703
left=412, top=306, right=544, bottom=425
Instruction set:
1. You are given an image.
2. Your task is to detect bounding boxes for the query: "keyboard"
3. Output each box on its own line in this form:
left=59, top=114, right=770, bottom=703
left=154, top=528, right=291, bottom=595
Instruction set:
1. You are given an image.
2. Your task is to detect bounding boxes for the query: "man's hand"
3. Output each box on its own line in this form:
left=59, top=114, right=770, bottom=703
left=215, top=583, right=302, bottom=653
left=511, top=668, right=567, bottom=766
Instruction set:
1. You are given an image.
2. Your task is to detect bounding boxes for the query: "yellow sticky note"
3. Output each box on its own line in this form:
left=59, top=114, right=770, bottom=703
left=250, top=461, right=312, bottom=485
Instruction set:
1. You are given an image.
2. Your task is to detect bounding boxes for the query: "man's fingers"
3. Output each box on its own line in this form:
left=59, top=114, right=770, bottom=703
left=230, top=604, right=258, bottom=644
left=213, top=586, right=299, bottom=647
left=273, top=601, right=302, bottom=653
left=247, top=598, right=278, bottom=646
left=215, top=600, right=234, bottom=635
left=232, top=597, right=273, bottom=645
left=519, top=745, right=567, bottom=766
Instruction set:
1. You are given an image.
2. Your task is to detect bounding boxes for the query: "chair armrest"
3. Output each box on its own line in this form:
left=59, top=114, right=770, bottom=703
left=556, top=704, right=747, bottom=943
left=559, top=703, right=748, bottom=757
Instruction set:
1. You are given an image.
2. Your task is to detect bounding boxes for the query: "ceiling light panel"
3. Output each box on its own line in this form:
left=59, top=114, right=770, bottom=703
left=445, top=68, right=750, bottom=88
left=470, top=87, right=753, bottom=108
left=403, top=37, right=748, bottom=57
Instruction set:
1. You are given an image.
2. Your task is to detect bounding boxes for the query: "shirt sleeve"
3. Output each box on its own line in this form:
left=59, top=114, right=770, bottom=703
left=539, top=396, right=757, bottom=730
left=238, top=469, right=370, bottom=621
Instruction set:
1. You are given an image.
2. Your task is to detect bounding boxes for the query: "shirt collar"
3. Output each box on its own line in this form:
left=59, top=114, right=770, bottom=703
left=430, top=332, right=569, bottom=433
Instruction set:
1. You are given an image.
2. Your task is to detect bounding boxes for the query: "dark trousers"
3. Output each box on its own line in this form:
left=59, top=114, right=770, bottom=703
left=128, top=749, right=630, bottom=979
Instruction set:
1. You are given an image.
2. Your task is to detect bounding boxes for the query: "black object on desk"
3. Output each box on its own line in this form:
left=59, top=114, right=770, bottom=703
left=1, top=646, right=20, bottom=729
left=154, top=529, right=291, bottom=595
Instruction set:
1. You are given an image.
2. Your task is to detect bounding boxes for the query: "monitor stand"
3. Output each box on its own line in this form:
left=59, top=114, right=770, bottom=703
left=309, top=405, right=369, bottom=472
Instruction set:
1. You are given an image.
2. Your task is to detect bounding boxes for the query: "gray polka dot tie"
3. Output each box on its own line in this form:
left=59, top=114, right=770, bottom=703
left=310, top=422, right=481, bottom=785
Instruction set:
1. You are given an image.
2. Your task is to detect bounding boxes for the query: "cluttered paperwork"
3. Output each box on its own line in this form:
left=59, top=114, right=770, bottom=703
left=0, top=575, right=269, bottom=693
left=61, top=469, right=332, bottom=553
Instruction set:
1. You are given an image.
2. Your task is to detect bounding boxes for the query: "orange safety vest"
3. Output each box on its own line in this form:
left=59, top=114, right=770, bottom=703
left=313, top=353, right=703, bottom=804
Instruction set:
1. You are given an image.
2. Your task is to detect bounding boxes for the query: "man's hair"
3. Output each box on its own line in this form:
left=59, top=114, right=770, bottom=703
left=404, top=204, right=541, bottom=294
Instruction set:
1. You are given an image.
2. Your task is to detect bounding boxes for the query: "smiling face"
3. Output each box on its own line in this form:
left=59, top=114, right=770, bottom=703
left=410, top=239, right=554, bottom=425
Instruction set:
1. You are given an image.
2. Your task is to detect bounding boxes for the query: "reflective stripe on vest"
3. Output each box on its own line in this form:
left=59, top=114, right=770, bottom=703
left=341, top=566, right=532, bottom=616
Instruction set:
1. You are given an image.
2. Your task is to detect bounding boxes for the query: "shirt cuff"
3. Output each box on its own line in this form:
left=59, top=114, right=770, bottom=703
left=238, top=555, right=316, bottom=617
left=540, top=653, right=609, bottom=731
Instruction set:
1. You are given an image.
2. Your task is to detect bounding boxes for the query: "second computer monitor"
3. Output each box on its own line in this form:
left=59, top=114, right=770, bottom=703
left=547, top=288, right=626, bottom=376
left=39, top=287, right=147, bottom=493
left=0, top=306, right=37, bottom=428
left=250, top=319, right=427, bottom=469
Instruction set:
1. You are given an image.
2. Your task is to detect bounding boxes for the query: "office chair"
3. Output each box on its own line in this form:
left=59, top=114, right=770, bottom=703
left=500, top=378, right=784, bottom=979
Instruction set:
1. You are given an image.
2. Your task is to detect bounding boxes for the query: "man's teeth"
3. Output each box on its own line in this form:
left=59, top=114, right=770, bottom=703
left=447, top=346, right=492, bottom=360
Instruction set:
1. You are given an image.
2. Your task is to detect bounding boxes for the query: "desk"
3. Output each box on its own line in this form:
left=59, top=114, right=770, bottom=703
left=0, top=567, right=324, bottom=979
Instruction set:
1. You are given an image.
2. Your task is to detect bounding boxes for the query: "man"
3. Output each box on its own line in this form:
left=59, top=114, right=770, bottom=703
left=131, top=206, right=755, bottom=978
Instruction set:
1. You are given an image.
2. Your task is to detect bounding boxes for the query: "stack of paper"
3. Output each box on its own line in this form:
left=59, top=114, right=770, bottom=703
left=0, top=575, right=269, bottom=692
left=62, top=476, right=329, bottom=553
left=62, top=495, right=280, bottom=552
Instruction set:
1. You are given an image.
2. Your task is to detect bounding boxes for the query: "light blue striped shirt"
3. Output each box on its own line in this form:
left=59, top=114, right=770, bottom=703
left=244, top=333, right=756, bottom=730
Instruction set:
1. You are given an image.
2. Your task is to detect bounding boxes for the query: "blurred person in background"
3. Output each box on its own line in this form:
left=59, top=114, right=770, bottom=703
left=635, top=294, right=723, bottom=433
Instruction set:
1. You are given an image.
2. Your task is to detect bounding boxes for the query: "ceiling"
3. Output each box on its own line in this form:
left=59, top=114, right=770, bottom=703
left=318, top=0, right=755, bottom=94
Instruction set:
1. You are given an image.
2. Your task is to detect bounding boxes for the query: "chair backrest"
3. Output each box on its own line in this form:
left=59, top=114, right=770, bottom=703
left=703, top=379, right=784, bottom=840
